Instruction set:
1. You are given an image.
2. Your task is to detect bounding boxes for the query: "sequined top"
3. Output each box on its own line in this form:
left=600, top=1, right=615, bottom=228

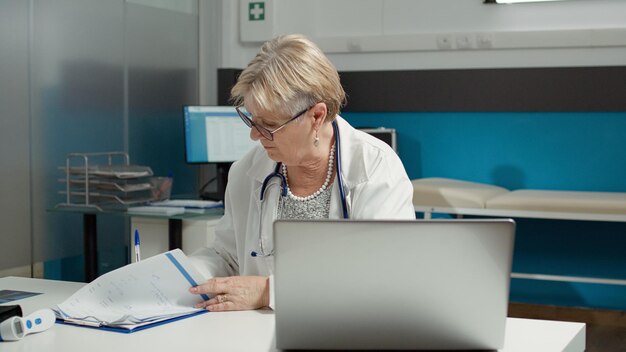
left=277, top=182, right=333, bottom=220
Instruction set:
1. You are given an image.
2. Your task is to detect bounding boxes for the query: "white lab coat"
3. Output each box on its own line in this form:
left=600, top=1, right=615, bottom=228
left=189, top=116, right=415, bottom=302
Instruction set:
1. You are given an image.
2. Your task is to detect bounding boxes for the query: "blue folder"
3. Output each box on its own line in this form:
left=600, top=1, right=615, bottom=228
left=55, top=310, right=209, bottom=333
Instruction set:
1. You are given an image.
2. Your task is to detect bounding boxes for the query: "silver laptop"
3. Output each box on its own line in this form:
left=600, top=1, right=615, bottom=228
left=273, top=219, right=515, bottom=350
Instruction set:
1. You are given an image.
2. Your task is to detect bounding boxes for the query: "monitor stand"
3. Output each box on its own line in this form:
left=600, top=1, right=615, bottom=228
left=200, top=163, right=231, bottom=202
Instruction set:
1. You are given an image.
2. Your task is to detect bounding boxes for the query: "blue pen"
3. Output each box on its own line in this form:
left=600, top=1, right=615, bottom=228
left=134, top=229, right=141, bottom=262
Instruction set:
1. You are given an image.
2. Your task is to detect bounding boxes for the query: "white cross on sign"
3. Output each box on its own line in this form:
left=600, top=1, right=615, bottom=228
left=249, top=2, right=265, bottom=21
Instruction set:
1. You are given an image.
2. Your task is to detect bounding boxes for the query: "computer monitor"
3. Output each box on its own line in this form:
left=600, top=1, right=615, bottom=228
left=357, top=127, right=397, bottom=153
left=183, top=106, right=257, bottom=200
left=183, top=106, right=257, bottom=163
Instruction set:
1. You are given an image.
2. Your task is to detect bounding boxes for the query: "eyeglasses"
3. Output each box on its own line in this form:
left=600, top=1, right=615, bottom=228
left=236, top=105, right=312, bottom=141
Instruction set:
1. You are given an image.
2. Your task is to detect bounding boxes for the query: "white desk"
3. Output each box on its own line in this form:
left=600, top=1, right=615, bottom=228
left=0, top=277, right=585, bottom=352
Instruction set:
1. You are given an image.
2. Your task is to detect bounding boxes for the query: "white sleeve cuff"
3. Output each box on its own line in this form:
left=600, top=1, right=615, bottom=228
left=268, top=274, right=275, bottom=310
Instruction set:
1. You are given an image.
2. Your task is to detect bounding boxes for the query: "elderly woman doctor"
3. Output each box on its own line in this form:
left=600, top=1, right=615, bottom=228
left=188, top=34, right=415, bottom=311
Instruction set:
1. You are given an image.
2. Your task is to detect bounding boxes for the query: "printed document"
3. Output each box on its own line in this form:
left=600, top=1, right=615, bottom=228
left=54, top=249, right=209, bottom=330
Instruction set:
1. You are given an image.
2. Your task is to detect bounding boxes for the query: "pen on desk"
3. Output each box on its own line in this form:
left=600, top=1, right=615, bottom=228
left=134, top=229, right=141, bottom=262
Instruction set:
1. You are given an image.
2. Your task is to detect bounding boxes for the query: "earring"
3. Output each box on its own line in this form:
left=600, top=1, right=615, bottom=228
left=314, top=130, right=320, bottom=147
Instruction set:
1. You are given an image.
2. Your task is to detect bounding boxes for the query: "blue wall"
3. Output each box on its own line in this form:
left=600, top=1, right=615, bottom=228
left=343, top=112, right=626, bottom=310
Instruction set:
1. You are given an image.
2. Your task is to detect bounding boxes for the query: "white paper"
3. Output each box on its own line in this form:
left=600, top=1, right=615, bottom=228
left=55, top=249, right=208, bottom=327
left=151, top=199, right=223, bottom=209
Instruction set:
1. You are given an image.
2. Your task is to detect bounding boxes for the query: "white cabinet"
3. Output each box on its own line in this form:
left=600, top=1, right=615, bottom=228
left=129, top=216, right=221, bottom=262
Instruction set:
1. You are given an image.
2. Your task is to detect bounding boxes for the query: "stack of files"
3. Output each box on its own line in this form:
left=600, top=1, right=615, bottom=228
left=127, top=206, right=185, bottom=216
left=151, top=199, right=224, bottom=209
left=87, top=165, right=153, bottom=179
left=53, top=249, right=210, bottom=333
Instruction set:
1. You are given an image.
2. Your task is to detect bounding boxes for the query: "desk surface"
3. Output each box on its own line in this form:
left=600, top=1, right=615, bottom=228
left=0, top=277, right=585, bottom=352
left=50, top=205, right=224, bottom=220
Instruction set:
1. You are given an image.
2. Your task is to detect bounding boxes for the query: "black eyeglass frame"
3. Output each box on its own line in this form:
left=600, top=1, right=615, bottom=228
left=235, top=105, right=312, bottom=141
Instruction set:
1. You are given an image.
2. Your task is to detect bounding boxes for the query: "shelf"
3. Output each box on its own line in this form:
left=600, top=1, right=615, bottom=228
left=56, top=152, right=169, bottom=211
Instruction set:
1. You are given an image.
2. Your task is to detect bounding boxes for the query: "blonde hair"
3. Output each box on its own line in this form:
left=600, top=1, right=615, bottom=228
left=230, top=34, right=346, bottom=122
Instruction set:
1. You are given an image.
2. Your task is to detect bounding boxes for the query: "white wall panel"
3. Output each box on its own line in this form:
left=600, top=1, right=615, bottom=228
left=313, top=0, right=383, bottom=37
left=215, top=0, right=626, bottom=71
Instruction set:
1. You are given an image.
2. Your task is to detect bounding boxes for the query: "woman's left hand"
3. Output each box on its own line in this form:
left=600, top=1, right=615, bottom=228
left=189, top=276, right=269, bottom=312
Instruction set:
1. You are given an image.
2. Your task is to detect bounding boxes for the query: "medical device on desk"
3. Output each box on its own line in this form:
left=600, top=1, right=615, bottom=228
left=251, top=121, right=349, bottom=258
left=0, top=308, right=55, bottom=341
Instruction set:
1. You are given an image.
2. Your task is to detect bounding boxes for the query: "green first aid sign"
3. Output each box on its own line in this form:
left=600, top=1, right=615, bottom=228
left=249, top=2, right=265, bottom=21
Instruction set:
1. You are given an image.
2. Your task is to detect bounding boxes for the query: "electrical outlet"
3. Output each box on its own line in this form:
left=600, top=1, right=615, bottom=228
left=476, top=33, right=494, bottom=49
left=347, top=38, right=362, bottom=52
left=456, top=34, right=473, bottom=49
left=436, top=35, right=453, bottom=50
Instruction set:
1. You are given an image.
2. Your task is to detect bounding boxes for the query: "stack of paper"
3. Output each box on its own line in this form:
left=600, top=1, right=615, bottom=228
left=151, top=199, right=224, bottom=209
left=127, top=206, right=185, bottom=216
left=54, top=249, right=209, bottom=332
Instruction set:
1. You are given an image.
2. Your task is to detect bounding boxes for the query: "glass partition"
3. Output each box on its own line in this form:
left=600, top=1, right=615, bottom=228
left=0, top=0, right=31, bottom=271
left=4, top=0, right=200, bottom=280
left=30, top=0, right=127, bottom=276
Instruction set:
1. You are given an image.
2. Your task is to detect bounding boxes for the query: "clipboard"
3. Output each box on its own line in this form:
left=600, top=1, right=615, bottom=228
left=55, top=310, right=208, bottom=333
left=54, top=249, right=210, bottom=333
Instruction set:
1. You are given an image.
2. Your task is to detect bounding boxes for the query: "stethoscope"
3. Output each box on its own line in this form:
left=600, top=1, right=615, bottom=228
left=251, top=120, right=348, bottom=258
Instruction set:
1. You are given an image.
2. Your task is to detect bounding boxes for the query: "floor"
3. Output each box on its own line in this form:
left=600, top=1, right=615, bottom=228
left=509, top=303, right=626, bottom=352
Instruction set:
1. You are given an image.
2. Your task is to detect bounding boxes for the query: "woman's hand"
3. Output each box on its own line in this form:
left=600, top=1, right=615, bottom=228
left=189, top=276, right=269, bottom=312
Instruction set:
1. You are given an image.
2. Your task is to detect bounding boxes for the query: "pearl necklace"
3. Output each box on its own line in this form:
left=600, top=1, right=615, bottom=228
left=282, top=143, right=335, bottom=202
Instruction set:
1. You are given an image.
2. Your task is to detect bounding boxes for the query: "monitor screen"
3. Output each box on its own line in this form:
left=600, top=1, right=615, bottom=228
left=184, top=106, right=257, bottom=163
